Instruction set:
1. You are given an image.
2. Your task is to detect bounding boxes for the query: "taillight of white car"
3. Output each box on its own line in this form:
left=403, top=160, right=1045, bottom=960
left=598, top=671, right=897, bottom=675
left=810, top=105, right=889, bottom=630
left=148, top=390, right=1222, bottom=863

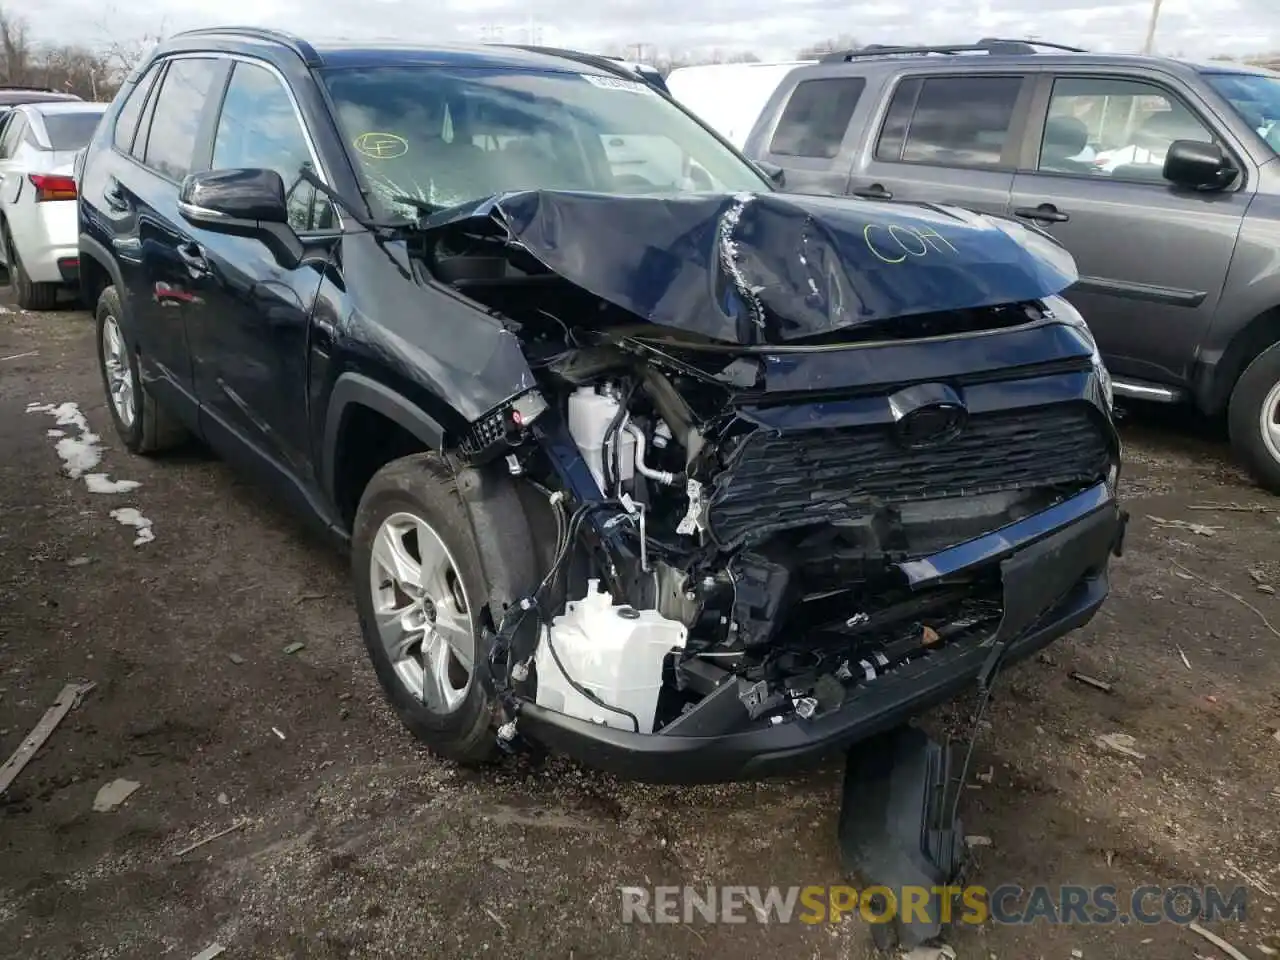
left=28, top=173, right=77, bottom=203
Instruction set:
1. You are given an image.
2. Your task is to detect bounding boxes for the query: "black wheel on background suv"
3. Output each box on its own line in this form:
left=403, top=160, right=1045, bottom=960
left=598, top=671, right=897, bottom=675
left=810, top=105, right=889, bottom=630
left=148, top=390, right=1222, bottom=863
left=3, top=222, right=59, bottom=311
left=94, top=285, right=188, bottom=455
left=1228, top=340, right=1280, bottom=494
left=351, top=452, right=499, bottom=764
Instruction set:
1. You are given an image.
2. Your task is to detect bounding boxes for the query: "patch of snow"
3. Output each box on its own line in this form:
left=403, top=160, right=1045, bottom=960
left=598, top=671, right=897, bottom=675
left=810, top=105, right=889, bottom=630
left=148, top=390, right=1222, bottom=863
left=29, top=400, right=153, bottom=544
left=28, top=400, right=139, bottom=489
left=55, top=435, right=103, bottom=478
left=27, top=401, right=103, bottom=477
left=84, top=474, right=141, bottom=494
left=109, top=507, right=154, bottom=546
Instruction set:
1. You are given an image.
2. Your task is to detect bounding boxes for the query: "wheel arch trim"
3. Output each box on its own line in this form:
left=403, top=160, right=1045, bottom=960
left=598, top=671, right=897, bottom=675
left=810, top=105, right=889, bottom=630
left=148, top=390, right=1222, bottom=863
left=322, top=372, right=447, bottom=509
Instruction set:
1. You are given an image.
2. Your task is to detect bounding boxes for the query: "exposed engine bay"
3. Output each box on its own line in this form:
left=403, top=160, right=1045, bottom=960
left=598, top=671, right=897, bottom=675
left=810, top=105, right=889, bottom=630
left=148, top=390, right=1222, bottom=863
left=410, top=189, right=1121, bottom=743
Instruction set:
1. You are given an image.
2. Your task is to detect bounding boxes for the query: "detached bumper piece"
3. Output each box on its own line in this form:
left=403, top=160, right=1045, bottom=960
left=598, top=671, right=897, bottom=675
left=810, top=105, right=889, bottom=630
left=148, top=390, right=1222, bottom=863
left=838, top=726, right=964, bottom=952
left=517, top=483, right=1125, bottom=784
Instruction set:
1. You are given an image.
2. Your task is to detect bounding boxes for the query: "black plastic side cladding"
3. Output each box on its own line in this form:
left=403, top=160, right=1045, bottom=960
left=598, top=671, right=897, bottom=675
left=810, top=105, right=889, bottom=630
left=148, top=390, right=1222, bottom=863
left=323, top=373, right=447, bottom=506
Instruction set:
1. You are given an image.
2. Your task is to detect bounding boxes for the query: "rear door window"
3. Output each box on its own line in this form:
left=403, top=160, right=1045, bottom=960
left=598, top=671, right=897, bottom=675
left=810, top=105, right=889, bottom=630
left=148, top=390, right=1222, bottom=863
left=769, top=78, right=865, bottom=158
left=141, top=57, right=220, bottom=180
left=875, top=75, right=1025, bottom=169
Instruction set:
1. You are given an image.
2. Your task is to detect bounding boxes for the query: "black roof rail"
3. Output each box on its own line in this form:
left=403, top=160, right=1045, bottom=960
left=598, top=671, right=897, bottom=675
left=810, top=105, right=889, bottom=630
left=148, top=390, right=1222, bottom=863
left=170, top=26, right=322, bottom=66
left=978, top=36, right=1089, bottom=53
left=0, top=84, right=58, bottom=92
left=820, top=37, right=1087, bottom=62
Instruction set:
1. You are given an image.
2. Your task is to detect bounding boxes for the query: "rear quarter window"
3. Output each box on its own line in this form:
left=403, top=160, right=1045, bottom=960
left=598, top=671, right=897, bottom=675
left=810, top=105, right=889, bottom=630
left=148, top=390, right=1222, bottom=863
left=769, top=77, right=866, bottom=159
left=113, top=63, right=162, bottom=154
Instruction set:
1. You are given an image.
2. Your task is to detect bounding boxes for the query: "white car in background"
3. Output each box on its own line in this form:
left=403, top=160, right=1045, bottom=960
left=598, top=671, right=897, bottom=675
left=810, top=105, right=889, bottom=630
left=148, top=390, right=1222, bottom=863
left=665, top=61, right=814, bottom=149
left=0, top=100, right=107, bottom=310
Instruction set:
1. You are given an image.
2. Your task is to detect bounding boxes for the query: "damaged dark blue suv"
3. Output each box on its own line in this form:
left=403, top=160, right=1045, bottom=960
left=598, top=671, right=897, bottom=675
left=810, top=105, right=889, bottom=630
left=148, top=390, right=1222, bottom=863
left=77, top=28, right=1126, bottom=784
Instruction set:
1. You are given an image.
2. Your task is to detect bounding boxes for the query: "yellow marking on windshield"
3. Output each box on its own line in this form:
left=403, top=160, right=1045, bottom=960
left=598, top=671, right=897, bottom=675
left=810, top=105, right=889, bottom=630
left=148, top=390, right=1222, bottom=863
left=354, top=132, right=409, bottom=159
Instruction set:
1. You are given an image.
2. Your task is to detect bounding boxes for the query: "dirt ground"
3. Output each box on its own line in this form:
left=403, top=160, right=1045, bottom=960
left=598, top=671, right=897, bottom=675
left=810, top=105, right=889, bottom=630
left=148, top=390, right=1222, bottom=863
left=0, top=294, right=1278, bottom=960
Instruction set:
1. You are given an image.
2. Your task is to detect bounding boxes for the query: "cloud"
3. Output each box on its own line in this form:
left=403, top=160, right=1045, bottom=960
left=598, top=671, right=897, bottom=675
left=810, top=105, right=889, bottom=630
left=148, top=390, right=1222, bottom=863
left=17, top=0, right=1279, bottom=62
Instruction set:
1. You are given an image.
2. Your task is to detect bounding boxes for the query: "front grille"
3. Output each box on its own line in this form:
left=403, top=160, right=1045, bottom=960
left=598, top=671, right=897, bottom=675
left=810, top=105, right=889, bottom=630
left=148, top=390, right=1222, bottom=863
left=707, top=402, right=1111, bottom=547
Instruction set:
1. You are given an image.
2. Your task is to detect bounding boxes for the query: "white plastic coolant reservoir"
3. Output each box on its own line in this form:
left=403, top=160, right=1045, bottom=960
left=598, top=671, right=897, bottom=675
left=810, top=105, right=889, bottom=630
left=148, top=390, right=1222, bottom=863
left=534, top=580, right=688, bottom=734
left=568, top=386, right=635, bottom=494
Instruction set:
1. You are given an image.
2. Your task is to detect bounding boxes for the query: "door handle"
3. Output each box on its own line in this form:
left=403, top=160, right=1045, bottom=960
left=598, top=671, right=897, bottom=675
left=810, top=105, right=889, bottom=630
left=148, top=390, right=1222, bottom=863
left=853, top=183, right=893, bottom=201
left=103, top=180, right=128, bottom=212
left=1013, top=203, right=1069, bottom=223
left=176, top=241, right=209, bottom=275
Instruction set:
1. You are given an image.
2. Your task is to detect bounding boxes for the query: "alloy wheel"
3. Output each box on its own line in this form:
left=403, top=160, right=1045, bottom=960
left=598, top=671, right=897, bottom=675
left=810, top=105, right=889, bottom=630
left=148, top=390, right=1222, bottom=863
left=1260, top=379, right=1280, bottom=467
left=368, top=511, right=476, bottom=713
left=101, top=314, right=137, bottom=429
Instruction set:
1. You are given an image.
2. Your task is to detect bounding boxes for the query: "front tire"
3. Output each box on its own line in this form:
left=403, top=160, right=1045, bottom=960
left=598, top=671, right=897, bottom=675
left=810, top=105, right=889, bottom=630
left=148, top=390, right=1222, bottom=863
left=4, top=223, right=58, bottom=311
left=95, top=285, right=187, bottom=455
left=352, top=452, right=498, bottom=764
left=1227, top=340, right=1280, bottom=494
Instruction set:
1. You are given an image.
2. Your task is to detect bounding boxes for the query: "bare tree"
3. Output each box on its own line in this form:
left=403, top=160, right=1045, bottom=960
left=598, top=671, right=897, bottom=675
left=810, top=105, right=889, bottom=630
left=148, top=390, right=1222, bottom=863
left=36, top=44, right=111, bottom=98
left=0, top=6, right=34, bottom=85
left=0, top=5, right=169, bottom=100
left=95, top=6, right=167, bottom=79
left=796, top=34, right=861, bottom=59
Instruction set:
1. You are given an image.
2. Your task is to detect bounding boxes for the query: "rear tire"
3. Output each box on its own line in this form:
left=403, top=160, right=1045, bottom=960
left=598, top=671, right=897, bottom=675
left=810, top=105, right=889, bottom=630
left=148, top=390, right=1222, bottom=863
left=352, top=452, right=499, bottom=765
left=4, top=224, right=59, bottom=311
left=1227, top=340, right=1280, bottom=494
left=95, top=285, right=187, bottom=455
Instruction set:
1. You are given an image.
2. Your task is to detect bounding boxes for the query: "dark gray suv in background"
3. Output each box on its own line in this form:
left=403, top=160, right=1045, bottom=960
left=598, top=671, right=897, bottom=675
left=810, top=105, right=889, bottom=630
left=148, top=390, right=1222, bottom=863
left=743, top=39, right=1280, bottom=492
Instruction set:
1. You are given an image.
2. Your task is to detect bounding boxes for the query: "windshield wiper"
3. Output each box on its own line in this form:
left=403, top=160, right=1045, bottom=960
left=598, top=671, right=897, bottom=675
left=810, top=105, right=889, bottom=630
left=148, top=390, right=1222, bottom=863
left=388, top=194, right=445, bottom=216
left=295, top=164, right=413, bottom=233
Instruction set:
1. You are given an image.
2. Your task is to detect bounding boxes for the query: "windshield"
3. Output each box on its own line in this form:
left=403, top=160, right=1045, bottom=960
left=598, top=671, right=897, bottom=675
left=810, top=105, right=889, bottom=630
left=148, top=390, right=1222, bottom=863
left=1205, top=72, right=1280, bottom=154
left=319, top=65, right=769, bottom=217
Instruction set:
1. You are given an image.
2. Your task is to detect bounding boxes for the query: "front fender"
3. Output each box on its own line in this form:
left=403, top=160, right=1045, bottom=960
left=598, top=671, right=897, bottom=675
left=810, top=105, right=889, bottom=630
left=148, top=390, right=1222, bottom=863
left=321, top=371, right=447, bottom=502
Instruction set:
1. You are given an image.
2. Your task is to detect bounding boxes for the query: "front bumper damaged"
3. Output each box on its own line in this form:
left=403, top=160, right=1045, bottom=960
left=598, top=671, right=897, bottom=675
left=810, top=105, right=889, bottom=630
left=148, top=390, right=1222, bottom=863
left=518, top=482, right=1126, bottom=784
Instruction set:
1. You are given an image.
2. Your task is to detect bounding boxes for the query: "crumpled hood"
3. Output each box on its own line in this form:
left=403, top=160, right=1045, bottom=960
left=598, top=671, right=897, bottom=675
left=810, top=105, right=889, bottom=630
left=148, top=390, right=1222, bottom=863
left=422, top=189, right=1079, bottom=345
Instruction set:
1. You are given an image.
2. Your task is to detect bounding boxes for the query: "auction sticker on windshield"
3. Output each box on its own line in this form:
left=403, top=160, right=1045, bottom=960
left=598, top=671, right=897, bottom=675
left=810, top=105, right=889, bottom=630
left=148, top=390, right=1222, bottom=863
left=582, top=74, right=655, bottom=94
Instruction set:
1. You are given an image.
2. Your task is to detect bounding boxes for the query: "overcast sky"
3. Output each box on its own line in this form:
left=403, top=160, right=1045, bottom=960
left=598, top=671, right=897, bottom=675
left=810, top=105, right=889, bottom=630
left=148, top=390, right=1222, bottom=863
left=18, top=0, right=1279, bottom=63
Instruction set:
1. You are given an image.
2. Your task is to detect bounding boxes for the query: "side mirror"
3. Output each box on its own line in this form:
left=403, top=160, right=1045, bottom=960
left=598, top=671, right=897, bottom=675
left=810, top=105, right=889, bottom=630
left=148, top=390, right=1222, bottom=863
left=756, top=160, right=786, bottom=189
left=178, top=168, right=302, bottom=267
left=1163, top=140, right=1237, bottom=190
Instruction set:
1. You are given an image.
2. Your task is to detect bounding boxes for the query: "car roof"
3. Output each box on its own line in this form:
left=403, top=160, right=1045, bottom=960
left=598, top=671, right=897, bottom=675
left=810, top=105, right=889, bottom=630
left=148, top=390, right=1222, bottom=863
left=23, top=100, right=108, bottom=116
left=0, top=89, right=81, bottom=106
left=311, top=40, right=622, bottom=74
left=805, top=47, right=1279, bottom=81
left=157, top=29, right=629, bottom=78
